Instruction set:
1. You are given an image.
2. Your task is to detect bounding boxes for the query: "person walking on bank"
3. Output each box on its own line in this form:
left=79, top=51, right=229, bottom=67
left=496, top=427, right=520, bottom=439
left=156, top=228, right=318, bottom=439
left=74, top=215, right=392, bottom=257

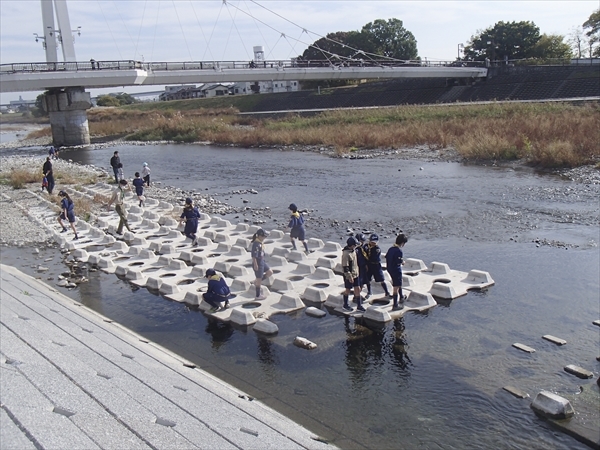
left=286, top=203, right=309, bottom=253
left=366, top=233, right=392, bottom=298
left=355, top=233, right=372, bottom=299
left=386, top=233, right=409, bottom=311
left=251, top=229, right=272, bottom=300
left=57, top=191, right=78, bottom=240
left=142, top=162, right=151, bottom=187
left=132, top=172, right=145, bottom=207
left=341, top=236, right=364, bottom=312
left=43, top=156, right=55, bottom=194
left=107, top=179, right=133, bottom=235
left=203, top=268, right=231, bottom=312
left=179, top=197, right=200, bottom=245
left=110, top=151, right=121, bottom=184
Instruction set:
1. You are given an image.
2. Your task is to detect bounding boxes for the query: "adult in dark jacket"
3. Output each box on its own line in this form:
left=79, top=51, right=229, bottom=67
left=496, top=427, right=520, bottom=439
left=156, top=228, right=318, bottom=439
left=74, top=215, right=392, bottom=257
left=42, top=157, right=54, bottom=194
left=203, top=268, right=231, bottom=312
left=385, top=233, right=408, bottom=310
left=110, top=151, right=121, bottom=184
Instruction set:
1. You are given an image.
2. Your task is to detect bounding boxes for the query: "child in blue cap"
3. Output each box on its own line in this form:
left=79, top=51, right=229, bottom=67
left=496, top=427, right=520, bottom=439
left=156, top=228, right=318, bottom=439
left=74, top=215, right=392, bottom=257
left=366, top=233, right=391, bottom=298
left=203, top=268, right=231, bottom=312
left=386, top=233, right=409, bottom=310
left=179, top=197, right=200, bottom=245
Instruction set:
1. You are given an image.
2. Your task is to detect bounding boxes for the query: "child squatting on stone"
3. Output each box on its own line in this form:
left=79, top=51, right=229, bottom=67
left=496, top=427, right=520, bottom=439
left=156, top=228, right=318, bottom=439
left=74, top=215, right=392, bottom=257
left=203, top=268, right=231, bottom=312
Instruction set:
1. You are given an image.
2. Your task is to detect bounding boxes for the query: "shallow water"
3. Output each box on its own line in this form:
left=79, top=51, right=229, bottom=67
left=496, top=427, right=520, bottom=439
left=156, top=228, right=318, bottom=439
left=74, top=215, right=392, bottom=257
left=3, top=143, right=599, bottom=449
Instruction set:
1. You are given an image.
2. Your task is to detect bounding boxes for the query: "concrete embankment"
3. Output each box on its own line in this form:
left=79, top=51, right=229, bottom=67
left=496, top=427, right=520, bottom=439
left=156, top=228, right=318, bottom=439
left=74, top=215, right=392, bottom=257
left=0, top=264, right=332, bottom=449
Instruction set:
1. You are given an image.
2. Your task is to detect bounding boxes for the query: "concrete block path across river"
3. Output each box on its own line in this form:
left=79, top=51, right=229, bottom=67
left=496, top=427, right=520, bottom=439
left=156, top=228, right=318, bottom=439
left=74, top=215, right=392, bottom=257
left=0, top=264, right=334, bottom=450
left=14, top=183, right=494, bottom=328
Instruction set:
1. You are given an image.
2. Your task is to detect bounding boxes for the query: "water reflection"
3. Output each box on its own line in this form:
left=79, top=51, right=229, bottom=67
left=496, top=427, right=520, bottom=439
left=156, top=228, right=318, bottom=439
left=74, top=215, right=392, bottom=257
left=343, top=317, right=412, bottom=387
left=204, top=318, right=234, bottom=350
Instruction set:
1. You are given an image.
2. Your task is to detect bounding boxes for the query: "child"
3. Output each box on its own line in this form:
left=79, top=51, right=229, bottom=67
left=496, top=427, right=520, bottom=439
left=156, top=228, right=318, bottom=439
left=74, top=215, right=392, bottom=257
left=355, top=233, right=371, bottom=299
left=132, top=172, right=145, bottom=207
left=286, top=203, right=309, bottom=253
left=117, top=162, right=124, bottom=181
left=142, top=162, right=151, bottom=186
left=41, top=176, right=48, bottom=192
left=251, top=228, right=273, bottom=300
left=385, top=233, right=409, bottom=310
left=366, top=233, right=391, bottom=298
left=57, top=191, right=78, bottom=240
left=179, top=198, right=200, bottom=245
left=203, top=268, right=231, bottom=312
left=341, top=236, right=364, bottom=312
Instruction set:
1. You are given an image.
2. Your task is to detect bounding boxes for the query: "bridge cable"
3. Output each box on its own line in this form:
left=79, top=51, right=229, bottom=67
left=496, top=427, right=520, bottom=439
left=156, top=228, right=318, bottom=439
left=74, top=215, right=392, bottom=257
left=223, top=1, right=252, bottom=61
left=96, top=1, right=124, bottom=59
left=202, top=0, right=226, bottom=61
left=189, top=1, right=215, bottom=61
left=240, top=0, right=272, bottom=60
left=150, top=0, right=162, bottom=62
left=172, top=1, right=194, bottom=60
left=245, top=0, right=406, bottom=64
left=224, top=0, right=396, bottom=65
left=112, top=0, right=138, bottom=59
left=134, top=0, right=148, bottom=61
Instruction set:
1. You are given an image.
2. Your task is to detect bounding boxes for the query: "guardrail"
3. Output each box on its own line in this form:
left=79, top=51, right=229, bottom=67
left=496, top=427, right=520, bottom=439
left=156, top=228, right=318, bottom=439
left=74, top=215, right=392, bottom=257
left=1, top=59, right=487, bottom=74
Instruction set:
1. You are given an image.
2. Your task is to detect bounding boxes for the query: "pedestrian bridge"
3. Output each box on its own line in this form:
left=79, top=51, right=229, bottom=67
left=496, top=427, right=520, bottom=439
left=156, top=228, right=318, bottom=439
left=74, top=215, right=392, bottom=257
left=0, top=59, right=488, bottom=93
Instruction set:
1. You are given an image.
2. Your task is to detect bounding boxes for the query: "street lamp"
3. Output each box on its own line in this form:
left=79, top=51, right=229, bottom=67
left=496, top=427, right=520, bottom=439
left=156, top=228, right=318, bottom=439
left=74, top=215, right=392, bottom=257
left=458, top=43, right=464, bottom=59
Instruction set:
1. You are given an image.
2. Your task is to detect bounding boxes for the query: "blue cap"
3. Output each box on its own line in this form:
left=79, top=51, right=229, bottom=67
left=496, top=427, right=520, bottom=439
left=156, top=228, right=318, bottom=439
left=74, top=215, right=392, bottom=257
left=205, top=268, right=216, bottom=277
left=185, top=197, right=193, bottom=204
left=346, top=236, right=359, bottom=247
left=369, top=233, right=379, bottom=242
left=288, top=203, right=297, bottom=211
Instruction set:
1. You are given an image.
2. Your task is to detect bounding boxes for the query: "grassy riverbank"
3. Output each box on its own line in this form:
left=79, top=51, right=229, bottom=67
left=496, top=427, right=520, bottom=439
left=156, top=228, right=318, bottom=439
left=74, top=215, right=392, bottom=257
left=23, top=101, right=600, bottom=168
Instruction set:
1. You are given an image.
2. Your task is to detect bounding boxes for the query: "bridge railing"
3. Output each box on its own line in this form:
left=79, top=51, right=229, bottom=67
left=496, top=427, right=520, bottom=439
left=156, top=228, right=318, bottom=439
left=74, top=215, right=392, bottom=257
left=0, top=60, right=142, bottom=73
left=1, top=59, right=486, bottom=75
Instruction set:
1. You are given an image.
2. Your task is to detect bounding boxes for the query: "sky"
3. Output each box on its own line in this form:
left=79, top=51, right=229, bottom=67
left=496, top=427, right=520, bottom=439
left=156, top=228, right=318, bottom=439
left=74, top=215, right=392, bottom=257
left=0, top=0, right=597, bottom=104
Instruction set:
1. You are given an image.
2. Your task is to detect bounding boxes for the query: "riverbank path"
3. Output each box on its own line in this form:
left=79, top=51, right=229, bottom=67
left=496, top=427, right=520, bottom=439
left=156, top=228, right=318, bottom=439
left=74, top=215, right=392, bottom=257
left=0, top=263, right=332, bottom=450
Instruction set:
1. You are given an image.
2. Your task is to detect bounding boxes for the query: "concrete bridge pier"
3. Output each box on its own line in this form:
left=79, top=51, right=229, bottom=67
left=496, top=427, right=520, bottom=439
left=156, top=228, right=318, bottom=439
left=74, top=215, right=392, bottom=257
left=43, top=87, right=92, bottom=146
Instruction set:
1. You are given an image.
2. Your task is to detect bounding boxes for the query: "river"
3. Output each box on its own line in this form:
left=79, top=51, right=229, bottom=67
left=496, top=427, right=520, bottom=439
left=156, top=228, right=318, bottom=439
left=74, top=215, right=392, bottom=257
left=2, top=142, right=599, bottom=449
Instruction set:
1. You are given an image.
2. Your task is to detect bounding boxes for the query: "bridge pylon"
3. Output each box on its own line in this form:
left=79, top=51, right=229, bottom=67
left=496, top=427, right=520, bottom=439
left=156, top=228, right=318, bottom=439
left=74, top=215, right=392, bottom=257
left=41, top=87, right=92, bottom=147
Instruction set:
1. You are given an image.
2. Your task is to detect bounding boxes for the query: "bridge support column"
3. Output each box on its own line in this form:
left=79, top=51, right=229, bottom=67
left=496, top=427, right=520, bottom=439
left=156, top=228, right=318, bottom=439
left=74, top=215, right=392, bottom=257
left=43, top=87, right=92, bottom=146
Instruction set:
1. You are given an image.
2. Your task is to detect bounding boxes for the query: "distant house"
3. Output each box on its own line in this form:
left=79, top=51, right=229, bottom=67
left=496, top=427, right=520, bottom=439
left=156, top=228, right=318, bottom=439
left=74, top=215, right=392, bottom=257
left=230, top=80, right=299, bottom=95
left=159, top=85, right=205, bottom=101
left=201, top=84, right=230, bottom=98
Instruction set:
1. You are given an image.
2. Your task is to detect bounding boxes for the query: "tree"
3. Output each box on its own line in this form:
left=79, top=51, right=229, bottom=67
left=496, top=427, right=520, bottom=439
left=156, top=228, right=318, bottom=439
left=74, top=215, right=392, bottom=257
left=582, top=8, right=600, bottom=57
left=569, top=26, right=585, bottom=58
left=462, top=21, right=541, bottom=62
left=33, top=93, right=48, bottom=117
left=360, top=18, right=418, bottom=60
left=300, top=18, right=418, bottom=62
left=300, top=31, right=367, bottom=61
left=96, top=95, right=121, bottom=107
left=533, top=34, right=573, bottom=60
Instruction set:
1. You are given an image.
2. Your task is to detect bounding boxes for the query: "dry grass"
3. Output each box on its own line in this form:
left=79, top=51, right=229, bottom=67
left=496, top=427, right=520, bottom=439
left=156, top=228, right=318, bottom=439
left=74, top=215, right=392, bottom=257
left=0, top=167, right=100, bottom=190
left=25, top=127, right=52, bottom=139
left=43, top=101, right=600, bottom=168
left=2, top=168, right=41, bottom=189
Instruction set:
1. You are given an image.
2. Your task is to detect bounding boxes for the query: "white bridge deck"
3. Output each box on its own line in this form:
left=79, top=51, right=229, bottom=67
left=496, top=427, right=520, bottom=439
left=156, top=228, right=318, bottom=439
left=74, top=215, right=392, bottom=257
left=0, top=59, right=488, bottom=93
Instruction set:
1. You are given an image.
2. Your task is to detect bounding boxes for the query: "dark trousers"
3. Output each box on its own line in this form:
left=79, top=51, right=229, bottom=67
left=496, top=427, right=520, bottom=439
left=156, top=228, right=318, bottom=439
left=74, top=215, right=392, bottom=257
left=46, top=174, right=55, bottom=194
left=113, top=168, right=119, bottom=184
left=203, top=292, right=227, bottom=308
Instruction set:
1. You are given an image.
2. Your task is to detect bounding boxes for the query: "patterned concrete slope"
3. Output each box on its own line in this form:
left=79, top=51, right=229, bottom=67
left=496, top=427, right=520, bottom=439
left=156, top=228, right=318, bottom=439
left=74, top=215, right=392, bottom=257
left=19, top=185, right=494, bottom=327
